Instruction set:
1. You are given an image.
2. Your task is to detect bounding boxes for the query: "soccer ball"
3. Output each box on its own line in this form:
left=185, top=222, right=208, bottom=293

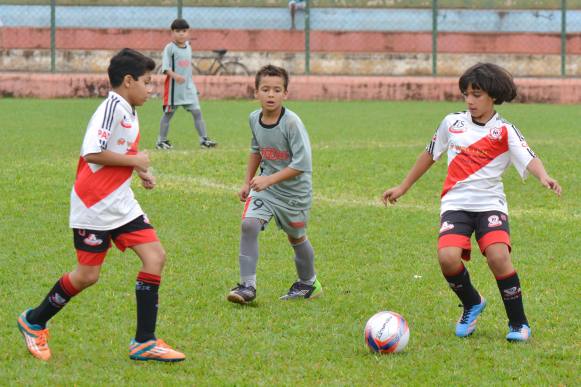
left=364, top=311, right=410, bottom=354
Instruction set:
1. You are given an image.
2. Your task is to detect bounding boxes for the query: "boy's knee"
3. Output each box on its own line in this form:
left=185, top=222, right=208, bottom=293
left=71, top=267, right=100, bottom=289
left=241, top=218, right=261, bottom=236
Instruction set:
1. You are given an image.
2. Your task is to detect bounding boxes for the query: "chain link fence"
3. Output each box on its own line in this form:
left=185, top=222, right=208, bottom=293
left=1, top=0, right=580, bottom=77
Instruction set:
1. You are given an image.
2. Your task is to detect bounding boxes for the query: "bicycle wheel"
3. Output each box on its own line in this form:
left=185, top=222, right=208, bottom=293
left=217, top=61, right=250, bottom=76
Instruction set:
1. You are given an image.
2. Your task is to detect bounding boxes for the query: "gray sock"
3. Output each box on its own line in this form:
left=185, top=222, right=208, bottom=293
left=191, top=108, right=207, bottom=140
left=158, top=111, right=175, bottom=142
left=292, top=239, right=316, bottom=285
left=239, top=217, right=261, bottom=288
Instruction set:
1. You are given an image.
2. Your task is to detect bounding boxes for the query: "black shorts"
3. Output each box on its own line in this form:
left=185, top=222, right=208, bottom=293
left=438, top=210, right=511, bottom=260
left=73, top=215, right=158, bottom=266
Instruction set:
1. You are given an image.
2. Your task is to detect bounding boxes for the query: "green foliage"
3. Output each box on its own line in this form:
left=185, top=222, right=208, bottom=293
left=0, top=98, right=578, bottom=384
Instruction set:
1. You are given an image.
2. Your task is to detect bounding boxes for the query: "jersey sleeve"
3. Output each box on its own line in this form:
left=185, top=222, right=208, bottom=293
left=426, top=116, right=450, bottom=161
left=286, top=116, right=312, bottom=172
left=80, top=101, right=120, bottom=157
left=249, top=114, right=260, bottom=154
left=161, top=44, right=172, bottom=73
left=507, top=124, right=536, bottom=179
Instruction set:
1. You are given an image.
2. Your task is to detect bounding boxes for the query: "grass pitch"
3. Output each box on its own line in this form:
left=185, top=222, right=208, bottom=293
left=0, top=98, right=579, bottom=385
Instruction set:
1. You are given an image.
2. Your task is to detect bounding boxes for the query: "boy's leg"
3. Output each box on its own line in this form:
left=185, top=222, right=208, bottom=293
left=289, top=236, right=316, bottom=286
left=438, top=211, right=485, bottom=337
left=158, top=109, right=176, bottom=145
left=239, top=217, right=262, bottom=288
left=190, top=108, right=207, bottom=140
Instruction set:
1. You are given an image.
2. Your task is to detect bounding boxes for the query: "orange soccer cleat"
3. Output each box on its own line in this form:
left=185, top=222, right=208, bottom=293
left=17, top=309, right=51, bottom=361
left=129, top=338, right=185, bottom=362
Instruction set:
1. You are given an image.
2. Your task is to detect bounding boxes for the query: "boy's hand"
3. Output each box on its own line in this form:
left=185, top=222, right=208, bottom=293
left=238, top=183, right=250, bottom=202
left=382, top=186, right=406, bottom=206
left=173, top=74, right=185, bottom=84
left=133, top=151, right=150, bottom=173
left=250, top=176, right=272, bottom=192
left=540, top=176, right=562, bottom=196
left=137, top=169, right=156, bottom=190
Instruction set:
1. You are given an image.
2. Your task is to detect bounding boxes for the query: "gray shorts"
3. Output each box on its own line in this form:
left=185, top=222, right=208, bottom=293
left=242, top=191, right=308, bottom=239
left=163, top=99, right=200, bottom=113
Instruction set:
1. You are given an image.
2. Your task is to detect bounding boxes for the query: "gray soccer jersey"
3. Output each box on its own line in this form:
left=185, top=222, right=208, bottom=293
left=249, top=107, right=312, bottom=210
left=161, top=41, right=198, bottom=106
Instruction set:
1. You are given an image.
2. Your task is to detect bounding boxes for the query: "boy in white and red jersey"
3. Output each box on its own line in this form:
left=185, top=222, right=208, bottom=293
left=382, top=63, right=561, bottom=342
left=17, top=48, right=185, bottom=362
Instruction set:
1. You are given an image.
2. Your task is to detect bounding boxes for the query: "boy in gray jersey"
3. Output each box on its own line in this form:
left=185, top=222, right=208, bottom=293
left=156, top=18, right=217, bottom=150
left=227, top=65, right=322, bottom=304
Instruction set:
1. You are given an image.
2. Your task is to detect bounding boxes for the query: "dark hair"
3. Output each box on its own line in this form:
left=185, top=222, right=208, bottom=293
left=459, top=63, right=517, bottom=104
left=255, top=65, right=289, bottom=91
left=171, top=18, right=190, bottom=30
left=108, top=48, right=155, bottom=88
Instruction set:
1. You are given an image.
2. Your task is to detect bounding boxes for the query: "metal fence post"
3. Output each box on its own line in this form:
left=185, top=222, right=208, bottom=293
left=432, top=0, right=438, bottom=76
left=305, top=0, right=311, bottom=75
left=561, top=0, right=567, bottom=76
left=50, top=0, right=56, bottom=73
left=178, top=0, right=183, bottom=19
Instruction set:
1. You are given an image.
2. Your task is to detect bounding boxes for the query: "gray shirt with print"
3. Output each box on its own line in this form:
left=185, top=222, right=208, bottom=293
left=249, top=107, right=312, bottom=210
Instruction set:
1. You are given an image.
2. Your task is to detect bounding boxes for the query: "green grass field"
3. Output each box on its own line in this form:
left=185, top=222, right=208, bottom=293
left=0, top=98, right=579, bottom=385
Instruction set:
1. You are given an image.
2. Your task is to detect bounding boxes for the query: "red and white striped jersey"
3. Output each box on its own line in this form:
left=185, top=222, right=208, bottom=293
left=69, top=91, right=144, bottom=230
left=426, top=111, right=536, bottom=215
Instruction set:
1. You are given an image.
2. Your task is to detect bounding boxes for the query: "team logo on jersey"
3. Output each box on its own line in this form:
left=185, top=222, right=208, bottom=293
left=448, top=120, right=467, bottom=133
left=488, top=126, right=505, bottom=141
left=178, top=59, right=190, bottom=68
left=439, top=221, right=454, bottom=233
left=117, top=138, right=126, bottom=145
left=261, top=147, right=290, bottom=161
left=84, top=233, right=103, bottom=246
left=120, top=116, right=132, bottom=128
left=487, top=215, right=502, bottom=227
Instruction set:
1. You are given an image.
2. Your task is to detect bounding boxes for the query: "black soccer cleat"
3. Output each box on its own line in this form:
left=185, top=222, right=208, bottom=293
left=227, top=283, right=256, bottom=304
left=200, top=137, right=218, bottom=148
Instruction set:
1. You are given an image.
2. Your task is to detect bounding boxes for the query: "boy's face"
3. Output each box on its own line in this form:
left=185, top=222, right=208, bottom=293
left=125, top=72, right=153, bottom=107
left=463, top=84, right=495, bottom=122
left=172, top=28, right=189, bottom=45
left=255, top=76, right=288, bottom=114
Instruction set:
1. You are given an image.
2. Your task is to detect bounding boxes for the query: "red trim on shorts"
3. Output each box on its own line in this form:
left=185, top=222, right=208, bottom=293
left=76, top=249, right=108, bottom=266
left=242, top=196, right=252, bottom=219
left=495, top=271, right=517, bottom=281
left=137, top=271, right=161, bottom=286
left=477, top=230, right=511, bottom=254
left=438, top=234, right=472, bottom=261
left=113, top=228, right=158, bottom=252
left=59, top=273, right=80, bottom=296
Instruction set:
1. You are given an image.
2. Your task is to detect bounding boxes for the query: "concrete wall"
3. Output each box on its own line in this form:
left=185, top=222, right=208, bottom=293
left=1, top=73, right=580, bottom=104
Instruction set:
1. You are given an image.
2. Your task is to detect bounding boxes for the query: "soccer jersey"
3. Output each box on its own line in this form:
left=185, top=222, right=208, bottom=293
left=161, top=41, right=198, bottom=107
left=426, top=111, right=536, bottom=215
left=249, top=107, right=312, bottom=210
left=70, top=91, right=144, bottom=230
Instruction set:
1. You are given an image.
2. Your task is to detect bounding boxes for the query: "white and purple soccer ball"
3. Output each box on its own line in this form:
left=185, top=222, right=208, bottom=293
left=364, top=311, right=410, bottom=354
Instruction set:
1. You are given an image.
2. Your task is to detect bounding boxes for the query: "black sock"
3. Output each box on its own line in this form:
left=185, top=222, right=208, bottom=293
left=496, top=272, right=528, bottom=327
left=27, top=273, right=80, bottom=328
left=135, top=272, right=160, bottom=343
left=444, top=266, right=481, bottom=307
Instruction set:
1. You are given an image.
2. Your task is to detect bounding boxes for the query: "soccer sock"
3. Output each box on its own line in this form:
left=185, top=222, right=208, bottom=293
left=496, top=271, right=528, bottom=326
left=158, top=111, right=175, bottom=142
left=190, top=108, right=208, bottom=140
left=292, top=239, right=316, bottom=285
left=239, top=218, right=261, bottom=288
left=444, top=265, right=481, bottom=307
left=27, top=273, right=80, bottom=328
left=135, top=271, right=160, bottom=343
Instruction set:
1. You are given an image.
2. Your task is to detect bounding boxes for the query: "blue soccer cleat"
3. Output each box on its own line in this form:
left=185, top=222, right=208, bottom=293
left=455, top=297, right=486, bottom=337
left=506, top=324, right=531, bottom=342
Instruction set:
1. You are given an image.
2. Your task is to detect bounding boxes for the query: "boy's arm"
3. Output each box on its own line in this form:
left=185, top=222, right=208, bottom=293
left=526, top=158, right=562, bottom=196
left=250, top=167, right=301, bottom=192
left=84, top=150, right=150, bottom=173
left=164, top=69, right=185, bottom=84
left=382, top=150, right=435, bottom=205
left=239, top=152, right=262, bottom=201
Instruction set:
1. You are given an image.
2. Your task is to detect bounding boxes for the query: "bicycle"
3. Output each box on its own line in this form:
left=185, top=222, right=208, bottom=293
left=156, top=49, right=250, bottom=76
